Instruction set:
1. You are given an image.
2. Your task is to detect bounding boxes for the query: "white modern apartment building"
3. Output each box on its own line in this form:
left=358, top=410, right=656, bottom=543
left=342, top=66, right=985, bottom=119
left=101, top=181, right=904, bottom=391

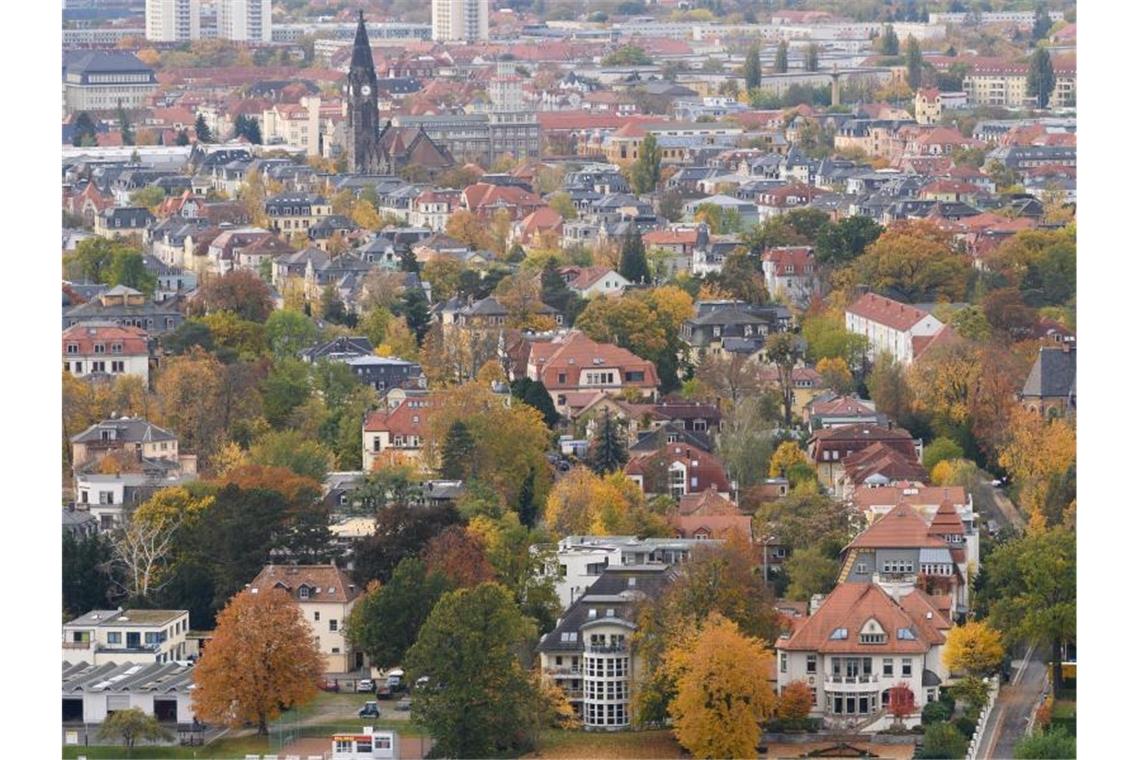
left=432, top=0, right=489, bottom=42
left=542, top=535, right=717, bottom=610
left=146, top=0, right=201, bottom=42
left=63, top=609, right=190, bottom=665
left=218, top=0, right=272, bottom=42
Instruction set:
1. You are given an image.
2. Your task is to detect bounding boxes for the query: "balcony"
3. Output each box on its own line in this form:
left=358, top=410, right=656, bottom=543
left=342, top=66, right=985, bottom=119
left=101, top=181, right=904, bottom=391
left=63, top=641, right=93, bottom=650
left=587, top=644, right=628, bottom=654
left=545, top=667, right=581, bottom=678
left=824, top=674, right=881, bottom=692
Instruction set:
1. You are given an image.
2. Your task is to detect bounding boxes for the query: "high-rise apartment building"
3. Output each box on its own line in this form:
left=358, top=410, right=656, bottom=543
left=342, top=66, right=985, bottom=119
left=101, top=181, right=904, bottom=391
left=218, top=0, right=272, bottom=42
left=145, top=0, right=201, bottom=42
left=431, top=0, right=489, bottom=42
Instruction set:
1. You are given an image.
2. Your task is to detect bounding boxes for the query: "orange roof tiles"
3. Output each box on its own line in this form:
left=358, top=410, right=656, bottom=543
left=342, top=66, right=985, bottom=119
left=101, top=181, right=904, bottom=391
left=779, top=583, right=946, bottom=653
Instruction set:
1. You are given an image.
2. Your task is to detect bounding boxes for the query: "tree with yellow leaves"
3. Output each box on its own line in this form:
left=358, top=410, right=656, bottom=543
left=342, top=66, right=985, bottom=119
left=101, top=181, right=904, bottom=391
left=769, top=440, right=810, bottom=478
left=350, top=198, right=382, bottom=230
left=665, top=613, right=776, bottom=758
left=943, top=621, right=1005, bottom=677
left=816, top=356, right=855, bottom=394
left=543, top=466, right=669, bottom=538
left=192, top=588, right=324, bottom=735
left=998, top=407, right=1076, bottom=530
left=445, top=209, right=490, bottom=249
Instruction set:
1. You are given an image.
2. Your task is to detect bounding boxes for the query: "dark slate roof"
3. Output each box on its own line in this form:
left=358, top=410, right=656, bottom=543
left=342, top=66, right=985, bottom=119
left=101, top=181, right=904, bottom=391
left=536, top=565, right=675, bottom=654
left=1022, top=347, right=1076, bottom=399
left=631, top=423, right=712, bottom=453
left=301, top=336, right=374, bottom=362
left=64, top=51, right=155, bottom=77
left=71, top=417, right=177, bottom=445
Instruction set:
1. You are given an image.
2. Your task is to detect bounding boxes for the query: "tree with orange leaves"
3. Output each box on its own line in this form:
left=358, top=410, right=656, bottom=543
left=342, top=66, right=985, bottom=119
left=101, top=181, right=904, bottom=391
left=192, top=587, right=324, bottom=735
left=776, top=680, right=814, bottom=724
left=421, top=525, right=495, bottom=588
left=665, top=613, right=776, bottom=758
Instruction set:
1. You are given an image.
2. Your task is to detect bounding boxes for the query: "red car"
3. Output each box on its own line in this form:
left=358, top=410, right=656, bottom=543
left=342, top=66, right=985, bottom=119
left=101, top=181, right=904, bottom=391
left=317, top=678, right=340, bottom=693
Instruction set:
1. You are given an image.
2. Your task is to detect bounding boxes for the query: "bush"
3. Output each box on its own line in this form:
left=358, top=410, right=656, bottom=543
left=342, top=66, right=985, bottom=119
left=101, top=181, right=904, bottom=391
left=1013, top=728, right=1077, bottom=759
left=917, top=721, right=968, bottom=759
left=922, top=700, right=952, bottom=724
left=955, top=716, right=978, bottom=739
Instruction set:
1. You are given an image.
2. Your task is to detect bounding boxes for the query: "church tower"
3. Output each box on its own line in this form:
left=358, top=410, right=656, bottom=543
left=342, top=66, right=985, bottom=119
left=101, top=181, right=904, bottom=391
left=345, top=11, right=381, bottom=174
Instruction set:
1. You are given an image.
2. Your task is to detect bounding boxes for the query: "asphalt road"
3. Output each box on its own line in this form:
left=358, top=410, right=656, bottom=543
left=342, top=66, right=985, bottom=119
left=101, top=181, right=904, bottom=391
left=973, top=477, right=1026, bottom=536
left=975, top=645, right=1048, bottom=760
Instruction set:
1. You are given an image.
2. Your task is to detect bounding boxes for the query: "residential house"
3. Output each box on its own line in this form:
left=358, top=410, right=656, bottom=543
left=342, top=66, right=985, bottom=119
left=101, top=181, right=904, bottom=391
left=836, top=444, right=930, bottom=499
left=914, top=88, right=943, bottom=125
left=513, top=207, right=565, bottom=249
left=807, top=424, right=922, bottom=495
left=761, top=246, right=819, bottom=308
left=775, top=582, right=951, bottom=732
left=64, top=286, right=184, bottom=335
left=339, top=356, right=426, bottom=393
left=94, top=207, right=154, bottom=240
left=558, top=266, right=630, bottom=299
left=681, top=301, right=791, bottom=360
left=62, top=661, right=195, bottom=727
left=361, top=393, right=435, bottom=470
left=63, top=323, right=151, bottom=384
left=803, top=394, right=888, bottom=433
left=63, top=609, right=190, bottom=666
left=63, top=506, right=98, bottom=538
left=537, top=564, right=676, bottom=729
left=462, top=182, right=547, bottom=222
left=524, top=331, right=659, bottom=413
left=265, top=193, right=332, bottom=234
left=839, top=503, right=971, bottom=619
left=75, top=451, right=196, bottom=531
left=667, top=488, right=752, bottom=543
left=625, top=443, right=733, bottom=501
left=70, top=417, right=189, bottom=473
left=845, top=293, right=945, bottom=366
left=246, top=564, right=364, bottom=673
left=410, top=189, right=462, bottom=231
left=1020, top=344, right=1075, bottom=418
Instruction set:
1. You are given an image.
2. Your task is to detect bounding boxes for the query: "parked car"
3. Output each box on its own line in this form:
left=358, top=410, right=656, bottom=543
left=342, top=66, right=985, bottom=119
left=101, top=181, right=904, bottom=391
left=356, top=679, right=375, bottom=693
left=386, top=668, right=405, bottom=692
left=358, top=701, right=380, bottom=718
left=318, top=677, right=339, bottom=693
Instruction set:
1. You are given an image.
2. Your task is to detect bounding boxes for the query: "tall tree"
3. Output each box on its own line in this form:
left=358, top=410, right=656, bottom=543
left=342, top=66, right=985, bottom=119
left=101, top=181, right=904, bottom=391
left=511, top=377, right=560, bottom=429
left=665, top=613, right=776, bottom=759
left=881, top=24, right=900, bottom=56
left=352, top=501, right=461, bottom=586
left=814, top=216, right=883, bottom=267
left=943, top=621, right=1005, bottom=677
left=619, top=227, right=650, bottom=284
left=192, top=588, right=324, bottom=734
left=805, top=43, right=820, bottom=72
left=981, top=527, right=1075, bottom=697
left=1026, top=48, right=1056, bottom=109
left=744, top=45, right=762, bottom=89
left=117, top=105, right=134, bottom=145
left=905, top=35, right=924, bottom=89
left=63, top=531, right=113, bottom=617
left=1032, top=4, right=1053, bottom=41
left=630, top=133, right=662, bottom=194
left=71, top=111, right=98, bottom=147
left=440, top=420, right=476, bottom=480
left=346, top=558, right=452, bottom=670
left=764, top=331, right=800, bottom=426
left=586, top=409, right=628, bottom=474
left=396, top=285, right=432, bottom=344
left=194, top=114, right=212, bottom=143
left=195, top=269, right=274, bottom=322
left=774, top=40, right=789, bottom=73
left=233, top=113, right=262, bottom=144
left=406, top=583, right=539, bottom=758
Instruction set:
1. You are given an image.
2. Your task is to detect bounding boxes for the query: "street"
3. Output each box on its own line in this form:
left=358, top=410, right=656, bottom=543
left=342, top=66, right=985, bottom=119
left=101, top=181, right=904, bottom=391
left=973, top=476, right=1026, bottom=535
left=975, top=645, right=1047, bottom=760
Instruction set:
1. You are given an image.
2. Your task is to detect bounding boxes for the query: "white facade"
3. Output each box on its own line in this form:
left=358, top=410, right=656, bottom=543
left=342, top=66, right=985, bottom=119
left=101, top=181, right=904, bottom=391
left=332, top=729, right=397, bottom=759
left=63, top=610, right=190, bottom=666
left=845, top=310, right=943, bottom=366
left=262, top=97, right=323, bottom=157
left=777, top=645, right=944, bottom=731
left=218, top=0, right=272, bottom=42
left=432, top=0, right=489, bottom=42
left=146, top=0, right=201, bottom=42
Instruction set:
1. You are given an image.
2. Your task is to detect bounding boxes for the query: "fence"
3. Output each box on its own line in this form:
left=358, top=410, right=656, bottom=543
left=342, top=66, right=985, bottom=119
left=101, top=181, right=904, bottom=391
left=964, top=676, right=1001, bottom=760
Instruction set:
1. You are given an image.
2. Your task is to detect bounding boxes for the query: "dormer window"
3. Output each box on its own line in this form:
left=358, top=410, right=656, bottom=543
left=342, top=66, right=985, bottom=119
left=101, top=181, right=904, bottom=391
left=94, top=343, right=106, bottom=354
left=111, top=343, right=123, bottom=354
left=298, top=586, right=311, bottom=600
left=66, top=343, right=79, bottom=354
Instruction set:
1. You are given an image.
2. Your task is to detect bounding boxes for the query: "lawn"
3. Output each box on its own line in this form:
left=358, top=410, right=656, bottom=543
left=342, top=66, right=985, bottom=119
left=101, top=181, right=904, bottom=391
left=527, top=729, right=686, bottom=759
left=62, top=733, right=268, bottom=759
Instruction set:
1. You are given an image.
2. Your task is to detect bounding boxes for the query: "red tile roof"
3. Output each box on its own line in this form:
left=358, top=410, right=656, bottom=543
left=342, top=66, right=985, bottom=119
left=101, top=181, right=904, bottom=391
left=670, top=514, right=752, bottom=542
left=625, top=444, right=732, bottom=494
left=248, top=564, right=360, bottom=604
left=778, top=583, right=947, bottom=653
left=846, top=293, right=931, bottom=332
left=847, top=504, right=946, bottom=550
left=642, top=228, right=699, bottom=247
left=529, top=331, right=658, bottom=391
left=762, top=246, right=815, bottom=274
left=63, top=324, right=149, bottom=355
left=363, top=396, right=436, bottom=437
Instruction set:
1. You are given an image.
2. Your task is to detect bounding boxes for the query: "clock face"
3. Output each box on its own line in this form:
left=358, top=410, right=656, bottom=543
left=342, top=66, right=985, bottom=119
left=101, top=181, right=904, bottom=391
left=361, top=85, right=372, bottom=96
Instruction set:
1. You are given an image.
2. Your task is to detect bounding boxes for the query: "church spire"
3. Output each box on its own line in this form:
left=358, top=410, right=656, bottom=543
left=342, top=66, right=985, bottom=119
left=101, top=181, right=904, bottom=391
left=351, top=10, right=374, bottom=72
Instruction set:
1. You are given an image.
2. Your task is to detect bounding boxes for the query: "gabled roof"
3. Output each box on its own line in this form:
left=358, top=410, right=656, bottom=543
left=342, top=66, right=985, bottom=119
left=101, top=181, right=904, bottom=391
left=846, top=292, right=935, bottom=332
left=779, top=582, right=947, bottom=653
left=71, top=417, right=177, bottom=445
left=847, top=504, right=946, bottom=551
left=1022, top=346, right=1076, bottom=399
left=248, top=564, right=360, bottom=604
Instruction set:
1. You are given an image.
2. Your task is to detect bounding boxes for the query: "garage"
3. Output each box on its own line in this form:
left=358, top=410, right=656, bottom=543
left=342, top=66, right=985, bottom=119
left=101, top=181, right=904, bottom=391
left=62, top=698, right=83, bottom=723
left=154, top=698, right=178, bottom=723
